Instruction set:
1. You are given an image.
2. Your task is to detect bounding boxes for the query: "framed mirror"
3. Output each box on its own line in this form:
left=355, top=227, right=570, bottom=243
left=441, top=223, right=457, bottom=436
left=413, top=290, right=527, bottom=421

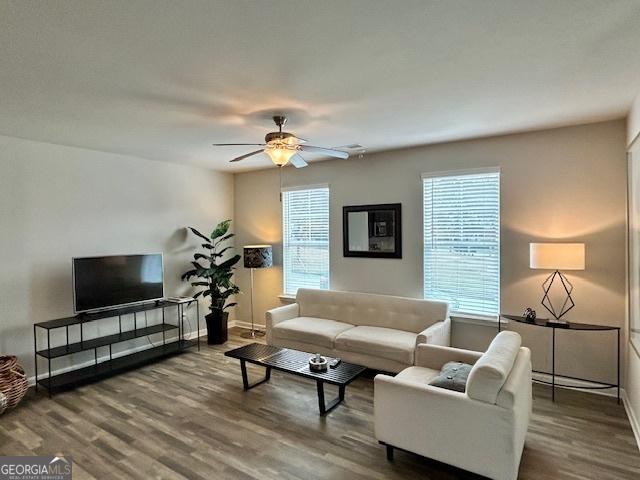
left=343, top=203, right=402, bottom=258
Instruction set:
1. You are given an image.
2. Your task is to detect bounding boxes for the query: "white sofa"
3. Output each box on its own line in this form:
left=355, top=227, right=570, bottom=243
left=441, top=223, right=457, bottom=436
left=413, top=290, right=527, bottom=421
left=374, top=331, right=532, bottom=480
left=266, top=288, right=450, bottom=373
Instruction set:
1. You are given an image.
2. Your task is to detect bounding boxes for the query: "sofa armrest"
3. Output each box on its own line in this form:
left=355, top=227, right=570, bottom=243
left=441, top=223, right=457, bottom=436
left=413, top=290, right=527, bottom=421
left=265, top=303, right=299, bottom=344
left=416, top=318, right=451, bottom=347
left=415, top=343, right=483, bottom=370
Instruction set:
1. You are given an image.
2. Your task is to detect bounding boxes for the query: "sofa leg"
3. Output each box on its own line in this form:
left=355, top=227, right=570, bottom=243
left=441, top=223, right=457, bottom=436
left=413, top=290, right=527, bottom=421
left=386, top=444, right=394, bottom=461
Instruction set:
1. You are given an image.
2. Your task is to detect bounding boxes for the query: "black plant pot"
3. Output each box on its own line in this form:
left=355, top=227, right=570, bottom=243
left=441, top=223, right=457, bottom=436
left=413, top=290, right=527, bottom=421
left=205, top=310, right=228, bottom=345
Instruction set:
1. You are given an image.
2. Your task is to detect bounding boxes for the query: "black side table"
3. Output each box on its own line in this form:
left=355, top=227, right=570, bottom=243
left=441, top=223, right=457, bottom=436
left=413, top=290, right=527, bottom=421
left=500, top=314, right=620, bottom=403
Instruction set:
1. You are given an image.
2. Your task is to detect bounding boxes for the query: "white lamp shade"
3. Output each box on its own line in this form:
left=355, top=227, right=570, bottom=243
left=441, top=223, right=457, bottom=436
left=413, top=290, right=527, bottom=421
left=530, top=243, right=585, bottom=270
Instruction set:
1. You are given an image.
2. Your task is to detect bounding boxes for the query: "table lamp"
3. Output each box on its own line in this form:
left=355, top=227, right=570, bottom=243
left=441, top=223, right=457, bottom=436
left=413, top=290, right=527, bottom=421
left=529, top=243, right=585, bottom=322
left=243, top=245, right=273, bottom=338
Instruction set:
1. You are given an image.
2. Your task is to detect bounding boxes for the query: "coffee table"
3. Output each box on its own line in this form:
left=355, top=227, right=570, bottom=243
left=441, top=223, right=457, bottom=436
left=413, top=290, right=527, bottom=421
left=224, top=343, right=366, bottom=415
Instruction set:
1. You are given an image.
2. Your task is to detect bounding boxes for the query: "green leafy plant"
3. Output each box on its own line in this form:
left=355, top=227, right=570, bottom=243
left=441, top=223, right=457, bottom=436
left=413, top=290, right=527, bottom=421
left=181, top=220, right=241, bottom=313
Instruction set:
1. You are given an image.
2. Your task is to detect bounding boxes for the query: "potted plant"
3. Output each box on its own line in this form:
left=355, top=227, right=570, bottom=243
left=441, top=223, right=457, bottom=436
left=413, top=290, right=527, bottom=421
left=181, top=219, right=241, bottom=344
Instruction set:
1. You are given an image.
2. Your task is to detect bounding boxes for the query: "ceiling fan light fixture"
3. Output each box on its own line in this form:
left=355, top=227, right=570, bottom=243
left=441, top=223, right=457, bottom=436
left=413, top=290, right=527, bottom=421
left=265, top=145, right=296, bottom=166
left=216, top=115, right=357, bottom=168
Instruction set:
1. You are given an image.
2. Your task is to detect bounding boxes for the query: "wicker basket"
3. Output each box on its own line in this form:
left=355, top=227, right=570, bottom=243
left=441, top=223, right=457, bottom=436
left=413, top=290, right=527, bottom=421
left=0, top=355, right=28, bottom=414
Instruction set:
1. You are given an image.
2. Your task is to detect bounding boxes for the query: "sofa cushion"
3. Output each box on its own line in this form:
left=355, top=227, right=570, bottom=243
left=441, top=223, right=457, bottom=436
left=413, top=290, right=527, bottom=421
left=271, top=317, right=354, bottom=349
left=335, top=326, right=417, bottom=365
left=395, top=365, right=441, bottom=384
left=429, top=361, right=472, bottom=392
left=296, top=288, right=449, bottom=333
left=467, top=331, right=522, bottom=404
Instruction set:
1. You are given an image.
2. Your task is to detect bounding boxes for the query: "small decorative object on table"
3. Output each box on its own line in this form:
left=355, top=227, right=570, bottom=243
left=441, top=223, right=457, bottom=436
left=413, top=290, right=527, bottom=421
left=309, top=353, right=328, bottom=372
left=0, top=355, right=28, bottom=414
left=523, top=308, right=536, bottom=322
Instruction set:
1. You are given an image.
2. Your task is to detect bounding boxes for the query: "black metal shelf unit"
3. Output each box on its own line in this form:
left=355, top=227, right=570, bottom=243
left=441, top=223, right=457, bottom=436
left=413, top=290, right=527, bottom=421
left=34, top=299, right=199, bottom=395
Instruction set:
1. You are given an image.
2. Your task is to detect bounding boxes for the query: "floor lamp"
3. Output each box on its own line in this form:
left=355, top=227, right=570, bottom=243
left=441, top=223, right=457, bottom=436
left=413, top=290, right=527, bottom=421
left=242, top=245, right=273, bottom=338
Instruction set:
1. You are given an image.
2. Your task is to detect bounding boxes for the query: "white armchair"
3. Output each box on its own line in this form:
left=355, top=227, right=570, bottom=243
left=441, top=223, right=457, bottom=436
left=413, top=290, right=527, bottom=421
left=374, top=332, right=532, bottom=480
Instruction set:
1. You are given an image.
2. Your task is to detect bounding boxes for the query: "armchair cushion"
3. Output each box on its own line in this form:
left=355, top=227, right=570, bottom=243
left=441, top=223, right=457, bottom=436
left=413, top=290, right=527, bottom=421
left=395, top=365, right=441, bottom=384
left=271, top=317, right=354, bottom=349
left=429, top=361, right=472, bottom=392
left=335, top=326, right=417, bottom=365
left=467, top=331, right=522, bottom=404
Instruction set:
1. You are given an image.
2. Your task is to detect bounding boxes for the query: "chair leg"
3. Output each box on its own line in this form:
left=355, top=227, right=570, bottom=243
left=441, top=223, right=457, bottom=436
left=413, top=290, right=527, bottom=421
left=386, top=444, right=394, bottom=461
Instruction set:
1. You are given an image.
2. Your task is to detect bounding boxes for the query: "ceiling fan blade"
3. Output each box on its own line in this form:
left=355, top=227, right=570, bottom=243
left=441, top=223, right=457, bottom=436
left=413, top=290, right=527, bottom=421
left=289, top=154, right=308, bottom=169
left=335, top=144, right=366, bottom=158
left=229, top=149, right=265, bottom=162
left=336, top=144, right=365, bottom=151
left=213, top=143, right=265, bottom=146
left=299, top=145, right=349, bottom=159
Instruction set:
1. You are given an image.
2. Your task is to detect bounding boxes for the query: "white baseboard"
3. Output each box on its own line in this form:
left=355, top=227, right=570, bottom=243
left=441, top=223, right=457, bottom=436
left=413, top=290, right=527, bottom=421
left=622, top=389, right=640, bottom=452
left=28, top=329, right=206, bottom=387
left=228, top=319, right=265, bottom=331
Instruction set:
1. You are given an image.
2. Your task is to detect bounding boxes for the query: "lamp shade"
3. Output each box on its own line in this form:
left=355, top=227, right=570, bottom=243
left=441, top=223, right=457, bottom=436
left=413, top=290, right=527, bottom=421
left=244, top=245, right=273, bottom=268
left=530, top=243, right=585, bottom=270
left=265, top=146, right=296, bottom=166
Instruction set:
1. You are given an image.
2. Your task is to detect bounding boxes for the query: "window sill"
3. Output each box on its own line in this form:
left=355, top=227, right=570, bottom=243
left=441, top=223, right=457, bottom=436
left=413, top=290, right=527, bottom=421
left=278, top=294, right=296, bottom=303
left=451, top=313, right=503, bottom=327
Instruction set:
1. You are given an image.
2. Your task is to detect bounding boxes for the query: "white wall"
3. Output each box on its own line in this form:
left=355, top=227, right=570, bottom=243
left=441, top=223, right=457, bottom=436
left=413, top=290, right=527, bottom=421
left=626, top=90, right=640, bottom=444
left=0, top=135, right=234, bottom=379
left=627, top=344, right=640, bottom=447
left=629, top=91, right=640, bottom=147
left=233, top=120, right=627, bottom=385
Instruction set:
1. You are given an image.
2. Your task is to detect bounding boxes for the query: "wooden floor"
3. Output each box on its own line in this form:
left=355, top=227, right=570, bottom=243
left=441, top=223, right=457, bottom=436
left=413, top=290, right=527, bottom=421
left=1, top=328, right=639, bottom=479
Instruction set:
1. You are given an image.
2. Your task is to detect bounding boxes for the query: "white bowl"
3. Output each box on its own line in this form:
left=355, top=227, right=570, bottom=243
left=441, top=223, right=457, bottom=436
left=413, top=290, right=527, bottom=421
left=309, top=355, right=328, bottom=372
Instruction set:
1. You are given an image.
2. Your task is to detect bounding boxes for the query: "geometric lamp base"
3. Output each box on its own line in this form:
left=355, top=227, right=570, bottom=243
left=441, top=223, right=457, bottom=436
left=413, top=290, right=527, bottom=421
left=541, top=270, right=575, bottom=320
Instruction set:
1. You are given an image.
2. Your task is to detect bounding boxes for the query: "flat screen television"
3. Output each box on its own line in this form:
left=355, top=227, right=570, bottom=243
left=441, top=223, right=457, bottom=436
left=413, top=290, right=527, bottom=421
left=73, top=254, right=164, bottom=313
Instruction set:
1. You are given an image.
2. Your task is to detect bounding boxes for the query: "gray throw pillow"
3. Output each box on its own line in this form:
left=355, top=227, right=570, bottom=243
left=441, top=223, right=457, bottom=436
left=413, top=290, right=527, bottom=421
left=428, top=361, right=472, bottom=392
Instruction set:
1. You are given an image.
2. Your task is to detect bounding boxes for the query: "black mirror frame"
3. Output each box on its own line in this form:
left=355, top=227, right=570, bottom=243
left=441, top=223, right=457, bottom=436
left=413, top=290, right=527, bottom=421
left=342, top=203, right=402, bottom=258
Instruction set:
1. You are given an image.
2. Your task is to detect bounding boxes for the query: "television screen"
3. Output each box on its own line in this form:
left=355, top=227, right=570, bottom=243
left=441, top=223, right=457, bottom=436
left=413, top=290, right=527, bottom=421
left=73, top=254, right=164, bottom=313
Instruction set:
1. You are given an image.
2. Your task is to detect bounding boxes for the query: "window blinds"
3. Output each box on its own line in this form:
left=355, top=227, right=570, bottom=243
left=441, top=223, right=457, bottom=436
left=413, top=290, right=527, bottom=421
left=423, top=171, right=500, bottom=316
left=282, top=187, right=330, bottom=295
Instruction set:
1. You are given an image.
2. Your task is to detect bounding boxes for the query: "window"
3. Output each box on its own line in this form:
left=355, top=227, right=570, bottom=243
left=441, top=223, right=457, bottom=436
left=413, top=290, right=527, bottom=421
left=282, top=186, right=330, bottom=295
left=423, top=170, right=500, bottom=316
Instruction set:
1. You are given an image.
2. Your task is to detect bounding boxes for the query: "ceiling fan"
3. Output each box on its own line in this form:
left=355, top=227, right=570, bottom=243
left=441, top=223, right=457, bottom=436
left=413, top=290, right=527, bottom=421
left=213, top=115, right=361, bottom=168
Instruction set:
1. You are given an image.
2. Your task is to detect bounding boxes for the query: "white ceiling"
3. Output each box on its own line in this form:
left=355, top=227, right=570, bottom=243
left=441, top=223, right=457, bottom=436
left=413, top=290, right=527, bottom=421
left=2, top=0, right=640, bottom=172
